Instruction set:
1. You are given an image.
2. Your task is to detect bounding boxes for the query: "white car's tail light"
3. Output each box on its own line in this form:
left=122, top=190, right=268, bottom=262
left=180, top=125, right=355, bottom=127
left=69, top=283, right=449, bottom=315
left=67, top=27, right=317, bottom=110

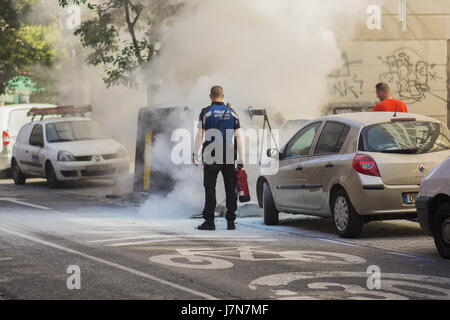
left=352, top=154, right=381, bottom=177
left=2, top=131, right=10, bottom=146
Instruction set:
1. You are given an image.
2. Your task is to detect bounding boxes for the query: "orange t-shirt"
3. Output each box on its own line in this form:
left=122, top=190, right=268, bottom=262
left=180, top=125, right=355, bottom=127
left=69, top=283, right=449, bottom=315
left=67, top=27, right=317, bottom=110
left=373, top=99, right=408, bottom=113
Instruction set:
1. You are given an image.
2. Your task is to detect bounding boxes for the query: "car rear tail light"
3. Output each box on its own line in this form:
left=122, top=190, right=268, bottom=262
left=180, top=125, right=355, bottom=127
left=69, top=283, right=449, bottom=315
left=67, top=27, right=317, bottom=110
left=2, top=131, right=10, bottom=146
left=352, top=154, right=381, bottom=177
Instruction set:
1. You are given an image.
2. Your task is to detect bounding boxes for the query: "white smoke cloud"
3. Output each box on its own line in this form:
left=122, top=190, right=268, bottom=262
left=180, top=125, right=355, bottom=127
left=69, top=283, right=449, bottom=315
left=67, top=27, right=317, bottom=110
left=149, top=0, right=368, bottom=117
left=138, top=0, right=370, bottom=218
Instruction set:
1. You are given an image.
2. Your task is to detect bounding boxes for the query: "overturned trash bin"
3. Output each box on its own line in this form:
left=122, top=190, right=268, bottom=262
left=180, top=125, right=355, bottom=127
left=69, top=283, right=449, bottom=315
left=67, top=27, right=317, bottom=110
left=133, top=106, right=192, bottom=196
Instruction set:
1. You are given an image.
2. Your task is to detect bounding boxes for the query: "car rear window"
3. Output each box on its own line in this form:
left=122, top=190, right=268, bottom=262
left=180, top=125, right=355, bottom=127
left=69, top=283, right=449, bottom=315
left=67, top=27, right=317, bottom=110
left=359, top=121, right=450, bottom=154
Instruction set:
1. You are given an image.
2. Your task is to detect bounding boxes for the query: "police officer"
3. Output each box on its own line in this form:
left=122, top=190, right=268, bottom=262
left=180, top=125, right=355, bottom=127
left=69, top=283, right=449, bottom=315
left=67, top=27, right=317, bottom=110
left=193, top=86, right=245, bottom=231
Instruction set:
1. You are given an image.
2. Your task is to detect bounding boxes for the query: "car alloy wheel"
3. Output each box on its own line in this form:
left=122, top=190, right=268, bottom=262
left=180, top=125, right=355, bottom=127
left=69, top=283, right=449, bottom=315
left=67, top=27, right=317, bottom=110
left=334, top=196, right=349, bottom=232
left=442, top=218, right=450, bottom=245
left=433, top=202, right=450, bottom=259
left=46, top=163, right=60, bottom=188
left=263, top=182, right=279, bottom=225
left=49, top=168, right=56, bottom=182
left=13, top=166, right=19, bottom=180
left=11, top=160, right=26, bottom=185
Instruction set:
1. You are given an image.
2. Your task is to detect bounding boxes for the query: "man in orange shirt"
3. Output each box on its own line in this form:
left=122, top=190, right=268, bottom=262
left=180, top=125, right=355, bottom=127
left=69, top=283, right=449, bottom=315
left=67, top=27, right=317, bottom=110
left=373, top=82, right=408, bottom=113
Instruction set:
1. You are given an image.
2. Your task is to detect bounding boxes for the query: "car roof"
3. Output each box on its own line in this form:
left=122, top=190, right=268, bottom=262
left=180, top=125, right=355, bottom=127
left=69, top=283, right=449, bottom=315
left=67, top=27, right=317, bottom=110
left=316, top=112, right=442, bottom=127
left=30, top=117, right=93, bottom=125
left=0, top=103, right=56, bottom=111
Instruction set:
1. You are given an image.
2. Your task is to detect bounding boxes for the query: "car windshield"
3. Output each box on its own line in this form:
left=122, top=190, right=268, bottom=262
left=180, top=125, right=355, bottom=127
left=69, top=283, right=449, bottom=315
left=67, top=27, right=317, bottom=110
left=46, top=121, right=107, bottom=143
left=360, top=121, right=450, bottom=154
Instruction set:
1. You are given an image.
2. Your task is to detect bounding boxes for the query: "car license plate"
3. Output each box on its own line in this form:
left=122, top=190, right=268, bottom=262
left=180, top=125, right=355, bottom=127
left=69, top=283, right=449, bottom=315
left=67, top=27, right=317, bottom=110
left=86, top=165, right=112, bottom=171
left=402, top=193, right=418, bottom=204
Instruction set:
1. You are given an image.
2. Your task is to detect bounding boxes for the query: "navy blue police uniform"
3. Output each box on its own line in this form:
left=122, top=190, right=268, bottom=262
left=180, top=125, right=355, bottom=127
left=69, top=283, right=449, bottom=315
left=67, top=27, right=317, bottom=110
left=198, top=102, right=240, bottom=225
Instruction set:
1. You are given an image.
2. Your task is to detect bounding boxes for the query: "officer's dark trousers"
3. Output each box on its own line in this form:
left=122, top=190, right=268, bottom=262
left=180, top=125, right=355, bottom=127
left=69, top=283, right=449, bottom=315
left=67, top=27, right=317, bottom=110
left=202, top=164, right=237, bottom=224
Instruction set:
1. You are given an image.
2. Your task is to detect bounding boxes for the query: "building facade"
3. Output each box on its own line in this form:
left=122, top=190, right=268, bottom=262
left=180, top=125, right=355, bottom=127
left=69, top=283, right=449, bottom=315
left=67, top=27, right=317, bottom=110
left=328, top=0, right=450, bottom=125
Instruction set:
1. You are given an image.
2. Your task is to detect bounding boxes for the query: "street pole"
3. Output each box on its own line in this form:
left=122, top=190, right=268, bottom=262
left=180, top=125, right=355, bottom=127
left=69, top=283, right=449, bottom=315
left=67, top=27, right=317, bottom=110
left=448, top=40, right=450, bottom=127
left=146, top=72, right=151, bottom=108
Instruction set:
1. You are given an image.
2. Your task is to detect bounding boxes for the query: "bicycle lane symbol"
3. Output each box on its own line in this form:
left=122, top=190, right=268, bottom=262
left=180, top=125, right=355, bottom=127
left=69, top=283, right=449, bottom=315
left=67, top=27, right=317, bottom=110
left=149, top=247, right=367, bottom=270
left=249, top=271, right=450, bottom=300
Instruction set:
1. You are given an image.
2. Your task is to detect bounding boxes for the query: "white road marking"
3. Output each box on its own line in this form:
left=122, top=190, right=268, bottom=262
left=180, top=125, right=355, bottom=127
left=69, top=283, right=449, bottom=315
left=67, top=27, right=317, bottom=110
left=0, top=257, right=13, bottom=262
left=87, top=234, right=279, bottom=248
left=87, top=235, right=175, bottom=243
left=238, top=221, right=358, bottom=245
left=387, top=251, right=435, bottom=261
left=150, top=247, right=367, bottom=269
left=107, top=239, right=183, bottom=247
left=317, top=238, right=358, bottom=247
left=105, top=238, right=277, bottom=247
left=90, top=235, right=279, bottom=243
left=176, top=235, right=277, bottom=239
left=0, top=198, right=51, bottom=210
left=249, top=271, right=450, bottom=300
left=239, top=221, right=440, bottom=262
left=150, top=254, right=234, bottom=270
left=83, top=231, right=149, bottom=235
left=277, top=251, right=366, bottom=265
left=188, top=238, right=276, bottom=242
left=0, top=225, right=218, bottom=300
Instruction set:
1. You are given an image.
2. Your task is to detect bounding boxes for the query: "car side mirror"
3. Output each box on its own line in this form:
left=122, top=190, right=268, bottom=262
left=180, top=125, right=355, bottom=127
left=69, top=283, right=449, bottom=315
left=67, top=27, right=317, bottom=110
left=267, top=148, right=279, bottom=158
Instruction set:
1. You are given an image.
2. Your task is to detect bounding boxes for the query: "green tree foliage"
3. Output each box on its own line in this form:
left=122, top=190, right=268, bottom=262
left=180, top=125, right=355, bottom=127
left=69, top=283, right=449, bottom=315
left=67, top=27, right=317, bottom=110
left=59, top=0, right=180, bottom=88
left=0, top=0, right=59, bottom=96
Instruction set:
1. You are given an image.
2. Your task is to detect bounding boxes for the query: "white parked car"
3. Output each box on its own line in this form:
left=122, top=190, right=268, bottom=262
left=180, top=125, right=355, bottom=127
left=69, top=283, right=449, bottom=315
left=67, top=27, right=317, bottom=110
left=416, top=157, right=450, bottom=259
left=0, top=104, right=56, bottom=176
left=11, top=117, right=130, bottom=188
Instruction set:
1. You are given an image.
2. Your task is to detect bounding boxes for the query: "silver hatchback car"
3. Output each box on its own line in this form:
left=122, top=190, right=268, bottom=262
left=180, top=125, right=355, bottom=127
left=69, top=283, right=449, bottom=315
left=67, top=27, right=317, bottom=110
left=257, top=112, right=450, bottom=238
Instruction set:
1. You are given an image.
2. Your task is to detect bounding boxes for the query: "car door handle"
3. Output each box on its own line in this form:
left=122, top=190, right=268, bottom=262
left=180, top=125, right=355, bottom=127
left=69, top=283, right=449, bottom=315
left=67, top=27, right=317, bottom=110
left=296, top=166, right=303, bottom=171
left=324, top=163, right=334, bottom=168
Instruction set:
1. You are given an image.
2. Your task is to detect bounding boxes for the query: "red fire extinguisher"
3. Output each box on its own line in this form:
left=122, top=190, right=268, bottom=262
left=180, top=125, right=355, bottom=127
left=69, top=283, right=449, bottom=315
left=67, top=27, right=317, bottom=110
left=236, top=167, right=251, bottom=203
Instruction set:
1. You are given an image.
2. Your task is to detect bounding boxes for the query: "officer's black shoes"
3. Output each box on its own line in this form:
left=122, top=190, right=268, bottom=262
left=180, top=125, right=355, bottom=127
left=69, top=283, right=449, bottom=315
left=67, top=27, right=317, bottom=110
left=197, top=222, right=216, bottom=231
left=196, top=221, right=234, bottom=230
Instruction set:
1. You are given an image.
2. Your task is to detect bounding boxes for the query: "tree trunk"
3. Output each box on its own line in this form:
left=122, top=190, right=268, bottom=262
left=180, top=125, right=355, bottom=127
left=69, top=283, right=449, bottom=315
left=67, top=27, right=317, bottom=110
left=124, top=1, right=143, bottom=66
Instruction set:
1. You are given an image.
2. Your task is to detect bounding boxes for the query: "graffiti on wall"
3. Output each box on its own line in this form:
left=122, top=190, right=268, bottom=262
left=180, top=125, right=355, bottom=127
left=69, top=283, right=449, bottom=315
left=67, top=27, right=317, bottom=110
left=378, top=49, right=444, bottom=104
left=328, top=52, right=364, bottom=99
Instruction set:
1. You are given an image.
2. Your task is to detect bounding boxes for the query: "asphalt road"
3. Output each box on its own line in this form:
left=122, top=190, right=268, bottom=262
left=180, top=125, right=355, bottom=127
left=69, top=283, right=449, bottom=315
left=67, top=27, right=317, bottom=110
left=1, top=178, right=450, bottom=300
